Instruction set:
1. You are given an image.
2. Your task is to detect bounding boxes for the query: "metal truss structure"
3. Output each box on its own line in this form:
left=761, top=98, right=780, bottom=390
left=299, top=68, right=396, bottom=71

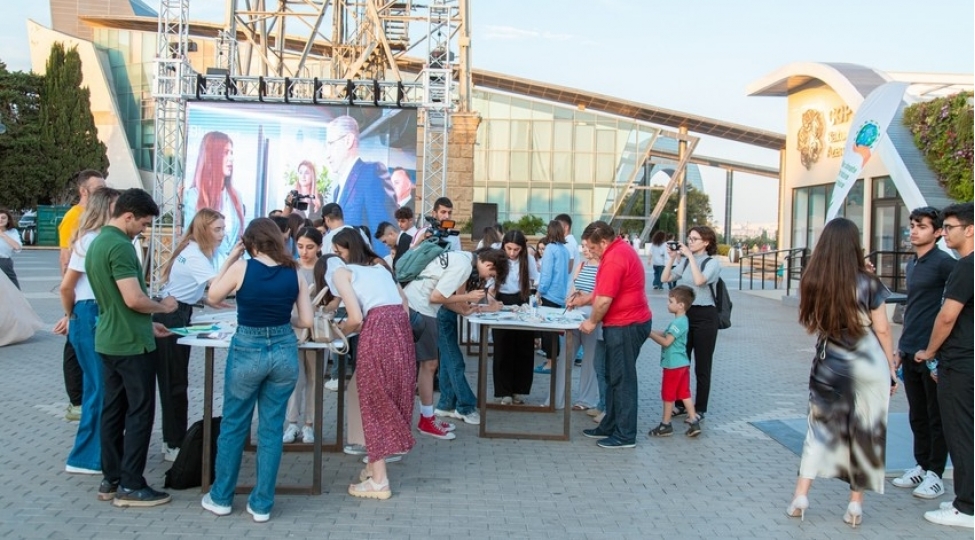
left=148, top=0, right=192, bottom=294
left=148, top=1, right=466, bottom=291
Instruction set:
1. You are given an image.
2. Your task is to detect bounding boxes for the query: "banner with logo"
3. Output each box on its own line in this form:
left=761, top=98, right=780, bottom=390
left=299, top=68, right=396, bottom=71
left=825, top=82, right=908, bottom=221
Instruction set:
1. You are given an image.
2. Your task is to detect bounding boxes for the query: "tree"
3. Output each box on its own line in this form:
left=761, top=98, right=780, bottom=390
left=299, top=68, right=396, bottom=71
left=39, top=43, right=109, bottom=203
left=617, top=186, right=714, bottom=237
left=0, top=60, right=56, bottom=210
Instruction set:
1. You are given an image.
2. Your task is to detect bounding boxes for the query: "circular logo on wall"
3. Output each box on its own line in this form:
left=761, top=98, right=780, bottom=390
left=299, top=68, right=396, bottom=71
left=797, top=109, right=825, bottom=170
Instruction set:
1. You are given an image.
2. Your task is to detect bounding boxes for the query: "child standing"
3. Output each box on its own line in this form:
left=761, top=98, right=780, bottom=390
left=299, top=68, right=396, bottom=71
left=647, top=286, right=702, bottom=438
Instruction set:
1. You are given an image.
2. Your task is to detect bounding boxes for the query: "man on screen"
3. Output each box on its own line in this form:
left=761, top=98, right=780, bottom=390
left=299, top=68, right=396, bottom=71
left=323, top=115, right=398, bottom=256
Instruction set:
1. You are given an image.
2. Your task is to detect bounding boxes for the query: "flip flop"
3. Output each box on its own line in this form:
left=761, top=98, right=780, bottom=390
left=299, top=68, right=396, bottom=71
left=571, top=404, right=590, bottom=411
left=533, top=365, right=551, bottom=374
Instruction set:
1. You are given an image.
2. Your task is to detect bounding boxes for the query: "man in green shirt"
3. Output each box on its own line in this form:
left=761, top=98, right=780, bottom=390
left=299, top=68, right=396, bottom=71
left=86, top=188, right=177, bottom=508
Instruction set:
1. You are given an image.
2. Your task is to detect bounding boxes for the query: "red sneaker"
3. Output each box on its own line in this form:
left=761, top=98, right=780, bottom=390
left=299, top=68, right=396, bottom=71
left=417, top=415, right=456, bottom=440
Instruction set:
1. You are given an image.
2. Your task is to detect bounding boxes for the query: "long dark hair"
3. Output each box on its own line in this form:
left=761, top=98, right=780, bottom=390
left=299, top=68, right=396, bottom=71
left=332, top=227, right=393, bottom=275
left=798, top=218, right=868, bottom=341
left=544, top=220, right=566, bottom=244
left=243, top=217, right=297, bottom=268
left=501, top=230, right=531, bottom=300
left=469, top=248, right=510, bottom=292
left=313, top=253, right=343, bottom=305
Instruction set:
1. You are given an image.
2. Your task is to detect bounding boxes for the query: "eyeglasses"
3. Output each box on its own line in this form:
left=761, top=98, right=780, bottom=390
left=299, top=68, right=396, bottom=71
left=942, top=223, right=965, bottom=233
left=686, top=236, right=702, bottom=243
left=326, top=133, right=350, bottom=145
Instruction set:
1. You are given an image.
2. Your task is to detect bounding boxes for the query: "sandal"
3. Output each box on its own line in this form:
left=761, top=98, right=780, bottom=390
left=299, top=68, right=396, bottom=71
left=349, top=478, right=391, bottom=500
left=359, top=468, right=371, bottom=482
left=571, top=404, right=590, bottom=411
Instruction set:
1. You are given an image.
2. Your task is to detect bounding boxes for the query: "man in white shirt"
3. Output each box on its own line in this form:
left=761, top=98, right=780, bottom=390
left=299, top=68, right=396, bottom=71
left=320, top=203, right=352, bottom=255
left=555, top=213, right=578, bottom=270
left=405, top=248, right=508, bottom=439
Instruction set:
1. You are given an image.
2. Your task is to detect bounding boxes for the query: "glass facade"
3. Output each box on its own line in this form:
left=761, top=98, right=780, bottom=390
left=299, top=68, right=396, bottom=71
left=92, top=28, right=157, bottom=170
left=472, top=89, right=671, bottom=229
left=791, top=179, right=863, bottom=249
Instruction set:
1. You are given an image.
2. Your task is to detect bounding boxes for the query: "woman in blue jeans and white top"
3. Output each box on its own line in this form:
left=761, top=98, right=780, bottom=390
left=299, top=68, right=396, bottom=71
left=661, top=225, right=722, bottom=419
left=535, top=220, right=570, bottom=374
left=201, top=218, right=312, bottom=523
left=53, top=188, right=121, bottom=475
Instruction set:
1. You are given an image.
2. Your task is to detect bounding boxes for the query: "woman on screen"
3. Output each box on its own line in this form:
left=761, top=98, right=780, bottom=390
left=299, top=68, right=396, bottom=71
left=293, top=160, right=322, bottom=217
left=183, top=131, right=245, bottom=268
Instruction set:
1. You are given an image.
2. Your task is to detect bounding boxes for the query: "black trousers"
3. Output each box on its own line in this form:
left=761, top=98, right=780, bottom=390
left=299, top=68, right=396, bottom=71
left=900, top=352, right=947, bottom=476
left=153, top=303, right=194, bottom=448
left=685, top=305, right=719, bottom=413
left=938, top=363, right=973, bottom=515
left=492, top=292, right=534, bottom=397
left=100, top=352, right=157, bottom=490
left=63, top=339, right=83, bottom=406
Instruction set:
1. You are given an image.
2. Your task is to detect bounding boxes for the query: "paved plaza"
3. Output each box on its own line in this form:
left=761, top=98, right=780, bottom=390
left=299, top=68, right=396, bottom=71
left=0, top=248, right=967, bottom=539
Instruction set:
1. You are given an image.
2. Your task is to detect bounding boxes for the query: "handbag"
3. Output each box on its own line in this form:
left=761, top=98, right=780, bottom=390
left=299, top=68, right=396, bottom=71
left=310, top=287, right=350, bottom=354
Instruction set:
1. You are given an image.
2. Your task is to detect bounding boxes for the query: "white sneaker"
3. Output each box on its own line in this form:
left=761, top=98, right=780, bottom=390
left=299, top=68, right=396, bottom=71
left=201, top=493, right=231, bottom=516
left=343, top=444, right=367, bottom=455
left=162, top=444, right=180, bottom=463
left=434, top=408, right=460, bottom=419
left=324, top=378, right=340, bottom=392
left=457, top=410, right=480, bottom=425
left=301, top=425, right=315, bottom=444
left=924, top=506, right=975, bottom=528
left=282, top=423, right=299, bottom=443
left=892, top=464, right=925, bottom=488
left=247, top=504, right=270, bottom=523
left=361, top=452, right=406, bottom=464
left=913, top=471, right=945, bottom=499
left=65, top=465, right=102, bottom=475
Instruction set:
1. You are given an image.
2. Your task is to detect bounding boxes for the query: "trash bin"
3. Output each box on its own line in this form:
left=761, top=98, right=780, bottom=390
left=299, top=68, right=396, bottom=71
left=36, top=205, right=72, bottom=247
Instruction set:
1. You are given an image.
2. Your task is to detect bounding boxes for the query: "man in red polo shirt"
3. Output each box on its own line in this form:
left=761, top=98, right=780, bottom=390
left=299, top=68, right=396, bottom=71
left=572, top=221, right=652, bottom=448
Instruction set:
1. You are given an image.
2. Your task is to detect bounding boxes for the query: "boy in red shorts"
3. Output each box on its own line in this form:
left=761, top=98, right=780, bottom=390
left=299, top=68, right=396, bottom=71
left=647, top=286, right=702, bottom=437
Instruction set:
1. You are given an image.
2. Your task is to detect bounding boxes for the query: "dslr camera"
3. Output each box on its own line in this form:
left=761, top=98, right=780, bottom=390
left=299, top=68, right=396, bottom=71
left=286, top=189, right=313, bottom=211
left=667, top=241, right=681, bottom=251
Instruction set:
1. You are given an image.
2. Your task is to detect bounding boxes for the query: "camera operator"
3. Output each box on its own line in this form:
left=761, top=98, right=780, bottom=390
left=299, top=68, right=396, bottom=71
left=411, top=197, right=462, bottom=251
left=282, top=189, right=316, bottom=219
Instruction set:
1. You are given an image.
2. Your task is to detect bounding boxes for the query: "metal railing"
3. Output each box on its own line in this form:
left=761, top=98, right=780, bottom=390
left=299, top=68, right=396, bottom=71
left=738, top=247, right=808, bottom=296
left=866, top=250, right=912, bottom=294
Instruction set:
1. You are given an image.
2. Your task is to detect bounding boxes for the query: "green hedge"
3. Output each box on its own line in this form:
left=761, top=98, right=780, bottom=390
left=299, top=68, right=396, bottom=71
left=903, top=92, right=974, bottom=202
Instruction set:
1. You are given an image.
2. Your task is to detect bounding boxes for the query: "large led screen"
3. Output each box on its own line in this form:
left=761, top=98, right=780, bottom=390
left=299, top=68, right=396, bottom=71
left=183, top=102, right=417, bottom=266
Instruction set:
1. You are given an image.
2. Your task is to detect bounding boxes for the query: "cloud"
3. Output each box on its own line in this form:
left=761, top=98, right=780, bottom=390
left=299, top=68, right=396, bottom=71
left=483, top=25, right=573, bottom=42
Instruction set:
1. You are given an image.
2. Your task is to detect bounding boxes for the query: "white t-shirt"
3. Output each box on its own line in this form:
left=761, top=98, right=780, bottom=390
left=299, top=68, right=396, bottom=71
left=564, top=234, right=579, bottom=265
left=498, top=256, right=539, bottom=295
left=161, top=241, right=217, bottom=304
left=347, top=265, right=402, bottom=313
left=322, top=224, right=352, bottom=255
left=67, top=231, right=98, bottom=301
left=404, top=251, right=473, bottom=317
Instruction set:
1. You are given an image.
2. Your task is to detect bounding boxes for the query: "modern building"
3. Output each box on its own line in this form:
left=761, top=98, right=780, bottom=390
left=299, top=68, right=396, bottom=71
left=749, top=62, right=972, bottom=255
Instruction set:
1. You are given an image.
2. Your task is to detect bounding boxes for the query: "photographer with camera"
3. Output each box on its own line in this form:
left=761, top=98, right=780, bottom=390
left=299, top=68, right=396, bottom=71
left=282, top=188, right=317, bottom=219
left=411, top=197, right=462, bottom=251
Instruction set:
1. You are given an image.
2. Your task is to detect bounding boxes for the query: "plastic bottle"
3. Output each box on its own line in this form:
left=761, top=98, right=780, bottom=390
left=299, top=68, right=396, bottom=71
left=926, top=358, right=938, bottom=379
left=529, top=295, right=538, bottom=317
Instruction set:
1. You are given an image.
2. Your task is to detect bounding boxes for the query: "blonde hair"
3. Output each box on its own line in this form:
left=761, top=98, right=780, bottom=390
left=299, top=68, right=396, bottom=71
left=71, top=188, right=121, bottom=257
left=160, top=208, right=225, bottom=285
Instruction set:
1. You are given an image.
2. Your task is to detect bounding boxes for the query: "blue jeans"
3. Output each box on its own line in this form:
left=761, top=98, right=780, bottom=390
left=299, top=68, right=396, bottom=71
left=652, top=265, right=664, bottom=289
left=436, top=308, right=477, bottom=415
left=597, top=320, right=652, bottom=444
left=210, top=324, right=298, bottom=514
left=593, top=338, right=608, bottom=412
left=67, top=300, right=102, bottom=471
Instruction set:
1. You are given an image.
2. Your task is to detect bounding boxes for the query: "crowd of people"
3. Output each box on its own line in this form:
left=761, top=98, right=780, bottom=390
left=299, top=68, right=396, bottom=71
left=2, top=169, right=968, bottom=531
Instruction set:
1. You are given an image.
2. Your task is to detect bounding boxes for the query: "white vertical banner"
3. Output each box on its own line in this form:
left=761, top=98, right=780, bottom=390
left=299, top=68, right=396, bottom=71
left=826, top=82, right=909, bottom=221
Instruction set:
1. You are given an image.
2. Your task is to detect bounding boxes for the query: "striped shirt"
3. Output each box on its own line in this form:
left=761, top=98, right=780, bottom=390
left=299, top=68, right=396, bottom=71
left=574, top=262, right=598, bottom=294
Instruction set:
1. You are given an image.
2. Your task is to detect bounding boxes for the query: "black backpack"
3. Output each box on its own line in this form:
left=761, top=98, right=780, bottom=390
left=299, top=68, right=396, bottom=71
left=685, top=257, right=733, bottom=330
left=164, top=416, right=222, bottom=490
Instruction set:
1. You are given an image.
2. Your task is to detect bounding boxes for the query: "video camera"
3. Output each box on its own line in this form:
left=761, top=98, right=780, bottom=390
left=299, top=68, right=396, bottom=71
left=286, top=189, right=313, bottom=211
left=424, top=215, right=460, bottom=243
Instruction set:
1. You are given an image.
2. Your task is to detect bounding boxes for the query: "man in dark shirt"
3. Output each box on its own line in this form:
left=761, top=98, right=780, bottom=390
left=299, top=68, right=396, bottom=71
left=892, top=207, right=955, bottom=499
left=916, top=202, right=974, bottom=529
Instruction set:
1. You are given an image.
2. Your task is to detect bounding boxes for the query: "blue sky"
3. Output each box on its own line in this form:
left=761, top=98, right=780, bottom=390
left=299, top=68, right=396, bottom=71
left=2, top=0, right=972, bottom=227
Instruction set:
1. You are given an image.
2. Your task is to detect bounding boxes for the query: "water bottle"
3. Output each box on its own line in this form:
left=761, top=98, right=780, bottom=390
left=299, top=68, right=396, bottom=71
left=529, top=295, right=538, bottom=317
left=926, top=358, right=938, bottom=379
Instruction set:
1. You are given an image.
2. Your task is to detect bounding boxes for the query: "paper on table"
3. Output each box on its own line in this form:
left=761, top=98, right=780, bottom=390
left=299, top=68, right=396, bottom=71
left=168, top=324, right=221, bottom=337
